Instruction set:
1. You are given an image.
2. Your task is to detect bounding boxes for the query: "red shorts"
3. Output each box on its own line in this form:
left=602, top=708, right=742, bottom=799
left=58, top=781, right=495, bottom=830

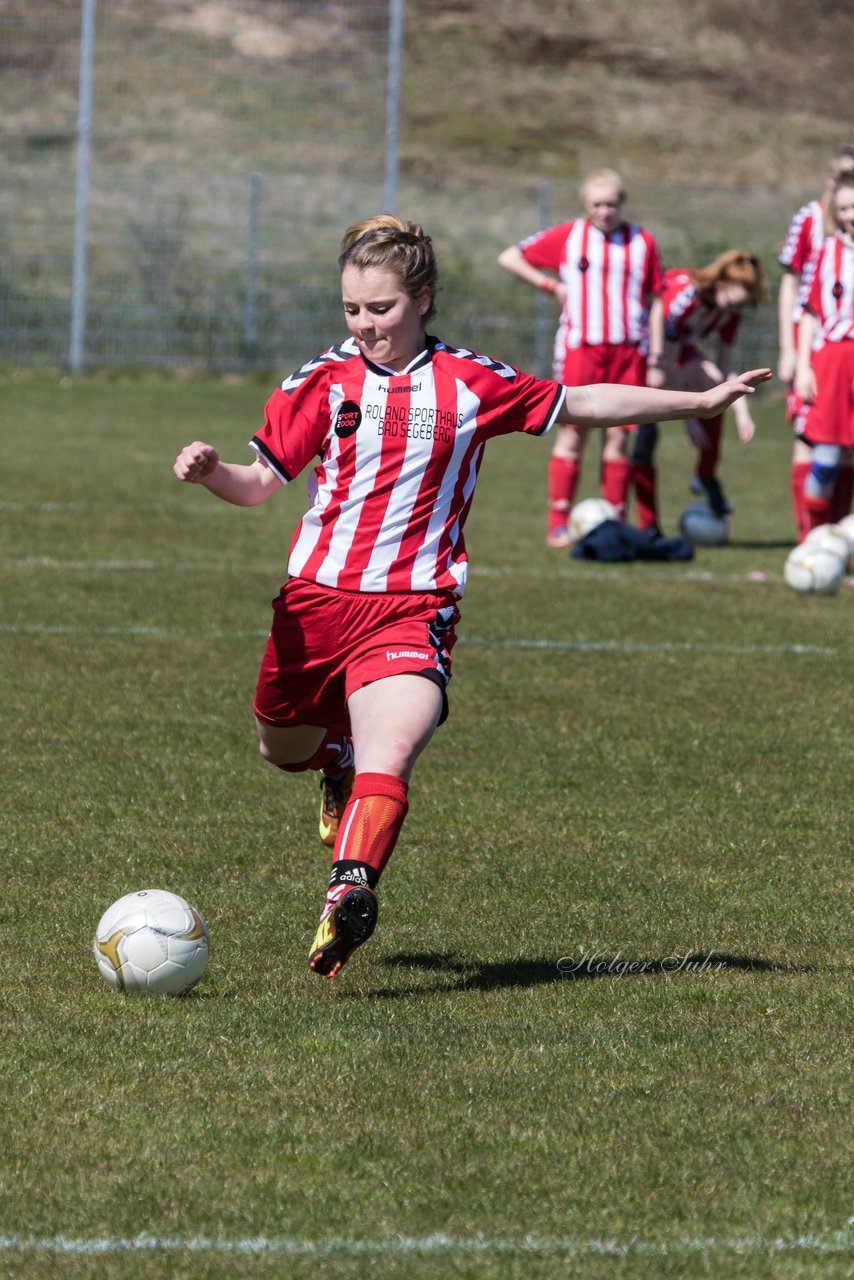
left=804, top=341, right=854, bottom=447
left=674, top=342, right=706, bottom=369
left=253, top=577, right=460, bottom=733
left=556, top=343, right=647, bottom=428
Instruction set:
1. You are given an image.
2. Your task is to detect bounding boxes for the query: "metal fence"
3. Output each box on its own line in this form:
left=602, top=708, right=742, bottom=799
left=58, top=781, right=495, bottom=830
left=1, top=0, right=796, bottom=376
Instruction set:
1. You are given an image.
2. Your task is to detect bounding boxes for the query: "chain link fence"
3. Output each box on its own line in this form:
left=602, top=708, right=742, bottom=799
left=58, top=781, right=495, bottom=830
left=2, top=0, right=796, bottom=375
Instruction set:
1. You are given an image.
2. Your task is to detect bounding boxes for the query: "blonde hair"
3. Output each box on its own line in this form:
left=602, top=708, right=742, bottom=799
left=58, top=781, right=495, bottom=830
left=580, top=168, right=626, bottom=203
left=829, top=170, right=854, bottom=232
left=824, top=148, right=854, bottom=233
left=338, top=214, right=438, bottom=322
left=690, top=250, right=768, bottom=306
left=828, top=145, right=854, bottom=182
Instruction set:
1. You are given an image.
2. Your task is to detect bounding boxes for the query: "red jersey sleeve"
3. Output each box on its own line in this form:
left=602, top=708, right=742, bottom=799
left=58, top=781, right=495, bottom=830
left=779, top=203, right=820, bottom=276
left=251, top=373, right=332, bottom=484
left=805, top=246, right=826, bottom=318
left=518, top=222, right=574, bottom=273
left=453, top=356, right=566, bottom=439
left=645, top=236, right=665, bottom=297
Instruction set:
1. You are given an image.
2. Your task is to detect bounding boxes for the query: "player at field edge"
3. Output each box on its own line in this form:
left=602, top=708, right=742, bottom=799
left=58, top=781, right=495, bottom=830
left=173, top=214, right=770, bottom=980
left=653, top=250, right=768, bottom=519
left=498, top=169, right=667, bottom=546
left=794, top=172, right=854, bottom=532
left=778, top=144, right=854, bottom=539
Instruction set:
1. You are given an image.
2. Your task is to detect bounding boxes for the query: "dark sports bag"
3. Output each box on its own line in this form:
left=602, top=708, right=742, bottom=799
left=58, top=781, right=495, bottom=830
left=570, top=519, right=695, bottom=562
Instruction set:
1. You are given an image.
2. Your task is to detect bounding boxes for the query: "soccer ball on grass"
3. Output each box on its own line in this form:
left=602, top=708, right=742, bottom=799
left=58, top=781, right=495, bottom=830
left=569, top=497, right=618, bottom=543
left=679, top=502, right=729, bottom=547
left=93, top=888, right=209, bottom=995
left=783, top=543, right=846, bottom=595
left=802, top=522, right=851, bottom=565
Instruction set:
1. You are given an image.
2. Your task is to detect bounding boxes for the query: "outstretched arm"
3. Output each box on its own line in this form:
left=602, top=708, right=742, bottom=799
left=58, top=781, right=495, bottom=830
left=173, top=442, right=282, bottom=506
left=557, top=369, right=772, bottom=428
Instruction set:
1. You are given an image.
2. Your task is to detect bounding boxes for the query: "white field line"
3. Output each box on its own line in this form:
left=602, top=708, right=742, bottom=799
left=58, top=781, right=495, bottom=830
left=0, top=1226, right=852, bottom=1258
left=0, top=621, right=841, bottom=657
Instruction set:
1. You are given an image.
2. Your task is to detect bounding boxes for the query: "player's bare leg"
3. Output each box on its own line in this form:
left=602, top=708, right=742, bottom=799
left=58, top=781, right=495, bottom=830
left=309, top=675, right=443, bottom=979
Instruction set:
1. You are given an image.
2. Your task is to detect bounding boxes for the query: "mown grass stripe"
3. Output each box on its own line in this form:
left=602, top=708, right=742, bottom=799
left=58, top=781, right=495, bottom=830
left=0, top=621, right=841, bottom=656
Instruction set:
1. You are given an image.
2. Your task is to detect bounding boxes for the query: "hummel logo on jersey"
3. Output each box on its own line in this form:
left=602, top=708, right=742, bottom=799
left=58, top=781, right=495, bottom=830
left=386, top=649, right=430, bottom=662
left=388, top=382, right=420, bottom=393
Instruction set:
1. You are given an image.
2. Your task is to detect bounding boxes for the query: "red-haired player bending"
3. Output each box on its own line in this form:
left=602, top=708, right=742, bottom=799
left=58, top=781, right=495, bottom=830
left=658, top=251, right=768, bottom=518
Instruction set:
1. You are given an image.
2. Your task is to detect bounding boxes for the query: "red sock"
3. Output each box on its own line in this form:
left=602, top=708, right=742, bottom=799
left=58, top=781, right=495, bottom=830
left=790, top=461, right=811, bottom=542
left=831, top=464, right=854, bottom=523
left=601, top=458, right=631, bottom=518
left=323, top=773, right=409, bottom=915
left=805, top=493, right=833, bottom=532
left=631, top=461, right=658, bottom=530
left=697, top=415, right=724, bottom=480
left=548, top=457, right=580, bottom=532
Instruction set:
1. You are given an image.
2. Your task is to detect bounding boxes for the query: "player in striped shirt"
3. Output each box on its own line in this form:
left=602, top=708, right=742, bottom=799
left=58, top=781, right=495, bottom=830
left=659, top=252, right=768, bottom=518
left=174, top=215, right=769, bottom=980
left=794, top=173, right=854, bottom=531
left=498, top=169, right=665, bottom=545
left=778, top=145, right=854, bottom=538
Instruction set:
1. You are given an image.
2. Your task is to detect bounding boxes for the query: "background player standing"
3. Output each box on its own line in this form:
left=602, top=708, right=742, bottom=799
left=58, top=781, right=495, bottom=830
left=778, top=144, right=854, bottom=539
left=174, top=214, right=769, bottom=981
left=498, top=169, right=665, bottom=545
left=794, top=172, right=854, bottom=531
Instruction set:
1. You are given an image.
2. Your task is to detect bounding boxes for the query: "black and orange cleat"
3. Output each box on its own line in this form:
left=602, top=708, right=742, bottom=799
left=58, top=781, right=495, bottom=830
left=308, top=886, right=378, bottom=980
left=318, top=766, right=355, bottom=848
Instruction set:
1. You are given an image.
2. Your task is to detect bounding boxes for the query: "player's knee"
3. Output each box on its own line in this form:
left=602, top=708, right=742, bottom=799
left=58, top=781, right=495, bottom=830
left=806, top=444, right=841, bottom=499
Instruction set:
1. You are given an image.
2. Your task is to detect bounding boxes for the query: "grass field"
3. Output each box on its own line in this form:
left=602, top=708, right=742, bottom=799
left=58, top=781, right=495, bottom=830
left=1, top=369, right=852, bottom=1279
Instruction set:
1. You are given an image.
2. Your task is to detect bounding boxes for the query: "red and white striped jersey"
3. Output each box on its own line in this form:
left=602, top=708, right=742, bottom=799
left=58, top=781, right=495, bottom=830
left=661, top=268, right=741, bottom=349
left=518, top=219, right=663, bottom=348
left=805, top=234, right=854, bottom=345
left=779, top=200, right=826, bottom=322
left=251, top=336, right=566, bottom=597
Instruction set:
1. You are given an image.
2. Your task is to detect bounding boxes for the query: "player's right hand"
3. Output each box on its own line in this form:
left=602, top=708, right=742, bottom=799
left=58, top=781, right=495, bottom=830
left=174, top=442, right=219, bottom=483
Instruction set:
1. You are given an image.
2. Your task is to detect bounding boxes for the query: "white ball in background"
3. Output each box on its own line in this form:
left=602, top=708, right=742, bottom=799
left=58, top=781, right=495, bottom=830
left=802, top=523, right=851, bottom=566
left=831, top=514, right=854, bottom=568
left=783, top=543, right=846, bottom=595
left=568, top=497, right=618, bottom=543
left=679, top=502, right=729, bottom=547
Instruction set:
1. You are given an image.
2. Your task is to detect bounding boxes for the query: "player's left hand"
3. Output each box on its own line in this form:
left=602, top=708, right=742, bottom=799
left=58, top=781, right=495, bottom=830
left=698, top=368, right=772, bottom=417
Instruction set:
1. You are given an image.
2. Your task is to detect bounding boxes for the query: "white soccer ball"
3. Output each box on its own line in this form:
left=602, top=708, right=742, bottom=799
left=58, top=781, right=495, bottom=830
left=93, top=889, right=209, bottom=995
left=802, top=523, right=851, bottom=565
left=783, top=543, right=846, bottom=595
left=831, top=514, right=854, bottom=568
left=679, top=502, right=729, bottom=547
left=569, top=497, right=618, bottom=543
